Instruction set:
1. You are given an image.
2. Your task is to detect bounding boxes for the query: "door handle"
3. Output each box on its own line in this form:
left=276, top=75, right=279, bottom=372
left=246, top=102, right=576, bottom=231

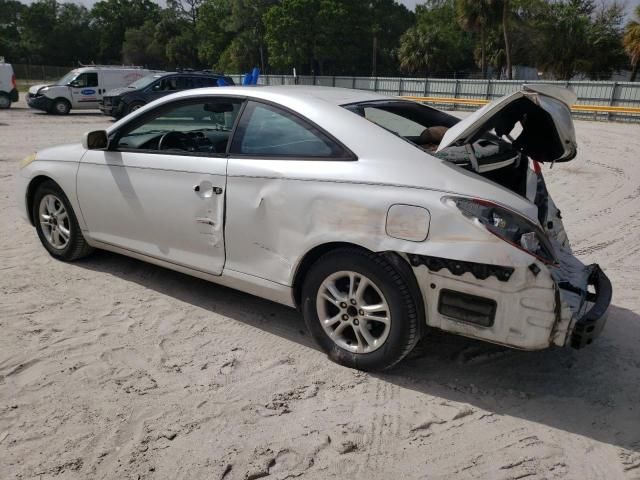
left=194, top=185, right=223, bottom=194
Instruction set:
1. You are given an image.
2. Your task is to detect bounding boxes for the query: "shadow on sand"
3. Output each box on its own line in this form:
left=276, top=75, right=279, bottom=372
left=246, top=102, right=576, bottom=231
left=76, top=249, right=640, bottom=452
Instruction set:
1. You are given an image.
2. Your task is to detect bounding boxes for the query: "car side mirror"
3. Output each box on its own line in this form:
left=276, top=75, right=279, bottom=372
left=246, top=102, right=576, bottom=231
left=82, top=130, right=109, bottom=150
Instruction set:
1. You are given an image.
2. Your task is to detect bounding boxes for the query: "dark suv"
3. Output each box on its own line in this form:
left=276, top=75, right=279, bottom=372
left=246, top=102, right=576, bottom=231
left=100, top=71, right=235, bottom=119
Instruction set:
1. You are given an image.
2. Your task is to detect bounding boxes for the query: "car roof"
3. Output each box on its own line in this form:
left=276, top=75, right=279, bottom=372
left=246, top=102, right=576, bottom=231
left=160, top=71, right=228, bottom=78
left=175, top=85, right=392, bottom=106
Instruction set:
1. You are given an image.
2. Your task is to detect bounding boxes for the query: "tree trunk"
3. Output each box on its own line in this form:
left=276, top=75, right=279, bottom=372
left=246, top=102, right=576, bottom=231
left=481, top=24, right=486, bottom=79
left=372, top=34, right=378, bottom=77
left=503, top=0, right=512, bottom=80
left=631, top=61, right=639, bottom=82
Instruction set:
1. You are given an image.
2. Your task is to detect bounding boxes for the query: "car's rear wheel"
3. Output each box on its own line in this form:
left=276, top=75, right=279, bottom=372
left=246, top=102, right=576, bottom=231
left=127, top=101, right=145, bottom=114
left=302, top=248, right=420, bottom=371
left=0, top=93, right=11, bottom=109
left=51, top=98, right=71, bottom=115
left=33, top=181, right=93, bottom=261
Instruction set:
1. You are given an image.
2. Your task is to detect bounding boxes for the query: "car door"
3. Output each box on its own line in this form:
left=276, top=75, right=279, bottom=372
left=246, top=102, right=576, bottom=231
left=69, top=72, right=100, bottom=108
left=77, top=97, right=244, bottom=275
left=224, top=100, right=355, bottom=284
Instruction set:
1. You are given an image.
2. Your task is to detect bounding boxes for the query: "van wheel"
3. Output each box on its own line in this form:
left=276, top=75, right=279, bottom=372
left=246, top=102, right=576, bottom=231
left=301, top=248, right=420, bottom=371
left=51, top=98, right=71, bottom=115
left=127, top=101, right=145, bottom=114
left=0, top=93, right=10, bottom=109
left=32, top=180, right=94, bottom=261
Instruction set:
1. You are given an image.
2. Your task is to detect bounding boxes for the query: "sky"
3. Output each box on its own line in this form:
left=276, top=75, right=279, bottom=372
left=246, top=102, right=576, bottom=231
left=16, top=0, right=640, bottom=17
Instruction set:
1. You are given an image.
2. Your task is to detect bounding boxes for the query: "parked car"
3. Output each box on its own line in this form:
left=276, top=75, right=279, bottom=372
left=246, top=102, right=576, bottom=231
left=15, top=85, right=611, bottom=371
left=100, top=71, right=235, bottom=119
left=26, top=66, right=153, bottom=115
left=0, top=59, right=19, bottom=109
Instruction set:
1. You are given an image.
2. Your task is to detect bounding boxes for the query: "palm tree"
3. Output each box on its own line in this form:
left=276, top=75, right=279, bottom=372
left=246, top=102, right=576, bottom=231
left=456, top=0, right=492, bottom=77
left=500, top=0, right=512, bottom=79
left=624, top=6, right=640, bottom=82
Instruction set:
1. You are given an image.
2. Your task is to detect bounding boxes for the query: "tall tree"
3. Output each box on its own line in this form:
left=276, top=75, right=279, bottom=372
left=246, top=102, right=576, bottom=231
left=263, top=0, right=353, bottom=75
left=91, top=0, right=161, bottom=63
left=624, top=6, right=640, bottom=81
left=398, top=0, right=474, bottom=77
left=535, top=0, right=624, bottom=79
left=0, top=0, right=26, bottom=62
left=455, top=0, right=496, bottom=77
left=369, top=0, right=414, bottom=76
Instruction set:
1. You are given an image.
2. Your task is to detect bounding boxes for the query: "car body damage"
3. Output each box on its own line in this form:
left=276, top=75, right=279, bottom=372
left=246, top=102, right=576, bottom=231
left=15, top=84, right=612, bottom=369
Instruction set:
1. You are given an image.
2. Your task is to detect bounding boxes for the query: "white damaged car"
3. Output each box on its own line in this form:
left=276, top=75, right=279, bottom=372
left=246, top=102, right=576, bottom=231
left=15, top=85, right=612, bottom=370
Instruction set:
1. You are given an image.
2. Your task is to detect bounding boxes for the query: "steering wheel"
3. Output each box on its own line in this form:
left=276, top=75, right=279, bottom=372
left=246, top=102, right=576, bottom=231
left=158, top=131, right=197, bottom=151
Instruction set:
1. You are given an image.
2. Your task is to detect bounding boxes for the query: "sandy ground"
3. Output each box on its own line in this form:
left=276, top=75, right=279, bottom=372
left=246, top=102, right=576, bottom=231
left=1, top=98, right=639, bottom=480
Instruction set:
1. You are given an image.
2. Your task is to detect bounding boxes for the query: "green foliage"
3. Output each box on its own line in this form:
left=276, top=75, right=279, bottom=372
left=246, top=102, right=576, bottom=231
left=623, top=6, right=640, bottom=81
left=534, top=0, right=625, bottom=79
left=398, top=1, right=475, bottom=76
left=92, top=0, right=161, bottom=63
left=1, top=0, right=635, bottom=80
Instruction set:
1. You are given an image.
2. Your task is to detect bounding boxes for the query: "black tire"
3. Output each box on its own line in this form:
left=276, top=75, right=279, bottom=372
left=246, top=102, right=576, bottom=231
left=51, top=98, right=71, bottom=115
left=0, top=92, right=11, bottom=109
left=32, top=180, right=94, bottom=261
left=127, top=101, right=145, bottom=115
left=301, top=248, right=420, bottom=371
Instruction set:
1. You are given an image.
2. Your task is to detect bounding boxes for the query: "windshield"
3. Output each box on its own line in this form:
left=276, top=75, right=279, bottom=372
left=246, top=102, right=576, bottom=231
left=56, top=70, right=79, bottom=85
left=128, top=74, right=164, bottom=89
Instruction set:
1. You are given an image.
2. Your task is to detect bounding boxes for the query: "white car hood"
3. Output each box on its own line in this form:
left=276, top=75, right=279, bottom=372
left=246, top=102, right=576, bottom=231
left=437, top=85, right=578, bottom=163
left=28, top=84, right=50, bottom=94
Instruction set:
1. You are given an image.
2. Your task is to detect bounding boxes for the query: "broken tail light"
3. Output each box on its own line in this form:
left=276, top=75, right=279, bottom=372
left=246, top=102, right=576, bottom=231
left=444, top=196, right=557, bottom=265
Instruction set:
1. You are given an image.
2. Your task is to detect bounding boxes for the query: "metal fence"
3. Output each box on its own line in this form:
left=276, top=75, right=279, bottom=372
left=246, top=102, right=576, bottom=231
left=255, top=75, right=640, bottom=122
left=13, top=64, right=640, bottom=121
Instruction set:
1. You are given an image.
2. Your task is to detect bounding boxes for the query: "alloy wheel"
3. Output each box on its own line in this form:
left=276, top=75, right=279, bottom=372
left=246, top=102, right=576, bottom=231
left=38, top=194, right=70, bottom=250
left=316, top=270, right=392, bottom=354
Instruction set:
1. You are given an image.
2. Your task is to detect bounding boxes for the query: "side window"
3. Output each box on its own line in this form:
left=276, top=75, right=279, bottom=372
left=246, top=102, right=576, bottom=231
left=230, top=101, right=347, bottom=158
left=153, top=77, right=177, bottom=92
left=177, top=76, right=193, bottom=90
left=363, top=107, right=425, bottom=137
left=199, top=77, right=218, bottom=87
left=71, top=72, right=98, bottom=88
left=115, top=99, right=244, bottom=155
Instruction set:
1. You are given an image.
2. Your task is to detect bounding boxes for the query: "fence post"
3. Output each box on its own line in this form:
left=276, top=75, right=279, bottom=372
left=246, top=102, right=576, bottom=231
left=398, top=78, right=403, bottom=96
left=332, top=76, right=336, bottom=87
left=486, top=79, right=492, bottom=100
left=373, top=76, right=378, bottom=92
left=423, top=77, right=429, bottom=97
left=352, top=76, right=356, bottom=90
left=607, top=82, right=618, bottom=122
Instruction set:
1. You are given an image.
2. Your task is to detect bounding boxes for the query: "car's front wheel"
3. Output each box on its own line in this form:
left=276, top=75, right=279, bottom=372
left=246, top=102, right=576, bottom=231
left=127, top=101, right=145, bottom=115
left=51, top=98, right=71, bottom=115
left=32, top=181, right=94, bottom=261
left=302, top=248, right=420, bottom=371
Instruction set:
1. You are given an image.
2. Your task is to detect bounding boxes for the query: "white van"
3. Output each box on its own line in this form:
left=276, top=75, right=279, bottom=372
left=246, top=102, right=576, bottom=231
left=0, top=59, right=19, bottom=109
left=26, top=66, right=153, bottom=114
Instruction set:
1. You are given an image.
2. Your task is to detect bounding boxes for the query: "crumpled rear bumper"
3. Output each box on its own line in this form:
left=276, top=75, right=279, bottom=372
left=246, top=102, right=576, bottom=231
left=407, top=245, right=612, bottom=351
left=563, top=264, right=611, bottom=348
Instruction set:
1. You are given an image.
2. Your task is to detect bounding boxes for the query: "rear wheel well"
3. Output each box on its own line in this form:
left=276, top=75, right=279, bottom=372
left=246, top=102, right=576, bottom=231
left=26, top=176, right=58, bottom=225
left=293, top=242, right=368, bottom=308
left=292, top=243, right=426, bottom=333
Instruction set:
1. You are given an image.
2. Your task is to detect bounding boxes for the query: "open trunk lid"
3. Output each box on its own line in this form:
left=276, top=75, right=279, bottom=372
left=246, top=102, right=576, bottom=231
left=437, top=85, right=577, bottom=163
